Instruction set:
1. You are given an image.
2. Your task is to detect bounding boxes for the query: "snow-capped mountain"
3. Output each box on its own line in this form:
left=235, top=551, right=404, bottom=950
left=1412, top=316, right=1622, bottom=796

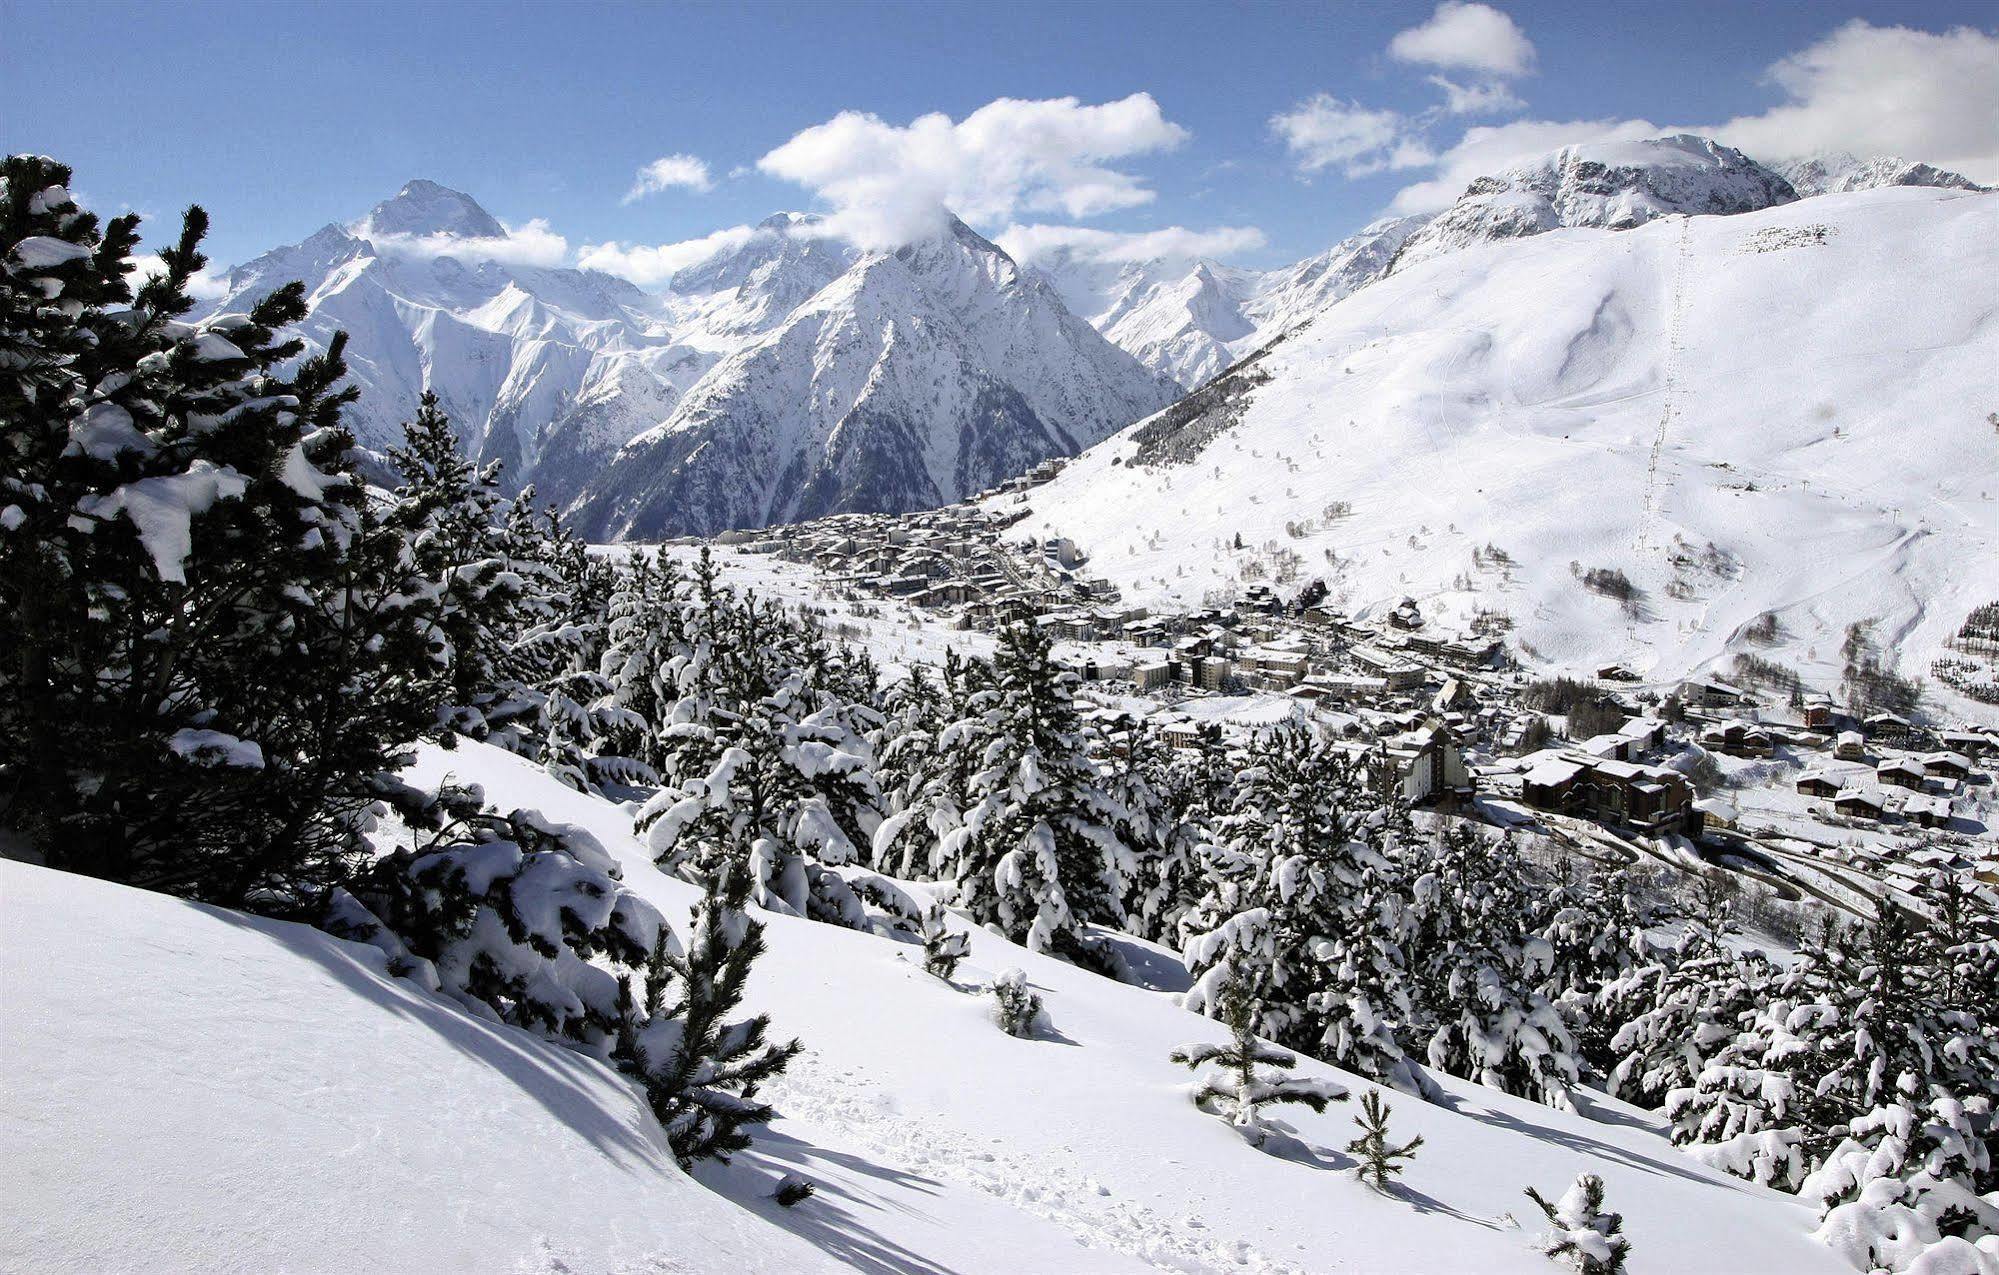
left=1011, top=182, right=1999, bottom=703
left=1390, top=134, right=1797, bottom=273
left=568, top=218, right=1179, bottom=540
left=1777, top=152, right=1989, bottom=197
left=1025, top=217, right=1429, bottom=390
left=208, top=189, right=875, bottom=512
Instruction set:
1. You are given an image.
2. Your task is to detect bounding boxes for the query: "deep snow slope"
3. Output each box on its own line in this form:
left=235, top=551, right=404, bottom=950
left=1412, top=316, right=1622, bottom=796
left=2, top=740, right=1844, bottom=1273
left=1014, top=186, right=1999, bottom=711
left=0, top=858, right=847, bottom=1275
left=570, top=218, right=1178, bottom=540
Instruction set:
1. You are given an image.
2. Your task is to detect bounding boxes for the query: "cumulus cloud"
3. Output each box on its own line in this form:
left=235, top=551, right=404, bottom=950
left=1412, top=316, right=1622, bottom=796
left=1269, top=95, right=1435, bottom=177
left=365, top=218, right=572, bottom=269
left=128, top=252, right=230, bottom=302
left=757, top=94, right=1191, bottom=249
left=1711, top=20, right=1999, bottom=180
left=1388, top=2, right=1536, bottom=77
left=1428, top=75, right=1525, bottom=116
left=575, top=225, right=759, bottom=287
left=995, top=222, right=1266, bottom=269
left=623, top=154, right=714, bottom=204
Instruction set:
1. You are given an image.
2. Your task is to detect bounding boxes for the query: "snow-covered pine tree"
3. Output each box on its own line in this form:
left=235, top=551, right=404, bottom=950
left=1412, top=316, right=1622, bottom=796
left=1346, top=1089, right=1423, bottom=1190
left=1, top=162, right=440, bottom=907
left=629, top=860, right=802, bottom=1166
left=938, top=621, right=1131, bottom=975
left=1598, top=877, right=1774, bottom=1112
left=1524, top=1173, right=1630, bottom=1274
left=1170, top=974, right=1348, bottom=1146
left=386, top=390, right=522, bottom=740
left=1119, top=716, right=1227, bottom=947
left=871, top=649, right=988, bottom=882
left=1529, top=858, right=1659, bottom=1078
left=990, top=967, right=1046, bottom=1037
left=1407, top=824, right=1581, bottom=1111
left=328, top=780, right=666, bottom=1050
left=919, top=903, right=971, bottom=982
left=1180, top=725, right=1424, bottom=1092
left=636, top=566, right=883, bottom=925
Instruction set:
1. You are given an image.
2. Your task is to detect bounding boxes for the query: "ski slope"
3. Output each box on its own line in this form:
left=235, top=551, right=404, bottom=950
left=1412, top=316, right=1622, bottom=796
left=1014, top=186, right=1999, bottom=716
left=3, top=740, right=1843, bottom=1274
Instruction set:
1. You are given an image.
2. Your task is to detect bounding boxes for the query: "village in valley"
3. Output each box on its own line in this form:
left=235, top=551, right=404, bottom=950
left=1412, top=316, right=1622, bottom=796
left=672, top=457, right=1999, bottom=935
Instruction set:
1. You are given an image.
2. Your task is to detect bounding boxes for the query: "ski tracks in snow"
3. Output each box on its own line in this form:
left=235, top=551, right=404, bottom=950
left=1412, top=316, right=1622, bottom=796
left=767, top=1060, right=1317, bottom=1275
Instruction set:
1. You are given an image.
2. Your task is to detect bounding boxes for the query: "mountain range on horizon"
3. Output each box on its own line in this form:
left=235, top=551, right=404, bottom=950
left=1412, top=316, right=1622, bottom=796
left=198, top=135, right=1988, bottom=546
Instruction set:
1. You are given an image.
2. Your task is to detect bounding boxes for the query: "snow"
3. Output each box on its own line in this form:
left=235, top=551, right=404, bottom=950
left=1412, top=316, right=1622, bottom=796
left=166, top=728, right=265, bottom=769
left=1014, top=185, right=1999, bottom=718
left=2, top=738, right=1846, bottom=1272
left=80, top=459, right=250, bottom=584
left=9, top=235, right=93, bottom=270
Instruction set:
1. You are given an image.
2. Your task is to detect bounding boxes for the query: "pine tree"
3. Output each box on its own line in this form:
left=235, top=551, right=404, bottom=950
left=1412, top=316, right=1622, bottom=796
left=1182, top=726, right=1425, bottom=1093
left=631, top=861, right=802, bottom=1166
left=328, top=788, right=666, bottom=1050
left=1346, top=1090, right=1423, bottom=1190
left=939, top=622, right=1131, bottom=974
left=990, top=967, right=1045, bottom=1037
left=1407, top=824, right=1581, bottom=1111
left=919, top=903, right=971, bottom=982
left=1170, top=975, right=1348, bottom=1146
left=1524, top=1173, right=1630, bottom=1274
left=1, top=161, right=440, bottom=908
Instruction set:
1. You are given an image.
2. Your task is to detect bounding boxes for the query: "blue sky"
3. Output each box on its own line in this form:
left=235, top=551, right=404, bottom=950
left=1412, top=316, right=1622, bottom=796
left=4, top=0, right=1994, bottom=282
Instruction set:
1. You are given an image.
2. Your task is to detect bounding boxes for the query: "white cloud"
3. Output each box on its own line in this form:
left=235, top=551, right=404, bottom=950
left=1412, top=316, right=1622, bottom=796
left=1428, top=75, right=1525, bottom=116
left=128, top=252, right=231, bottom=302
left=1385, top=116, right=1663, bottom=213
left=1269, top=95, right=1435, bottom=177
left=1389, top=2, right=1536, bottom=78
left=622, top=154, right=714, bottom=204
left=757, top=94, right=1191, bottom=249
left=366, top=218, right=572, bottom=268
left=1711, top=20, right=1999, bottom=181
left=576, top=225, right=759, bottom=287
left=995, top=222, right=1266, bottom=268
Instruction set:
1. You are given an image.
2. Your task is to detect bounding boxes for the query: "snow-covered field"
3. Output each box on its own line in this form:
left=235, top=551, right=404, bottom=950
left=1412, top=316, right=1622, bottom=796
left=1014, top=186, right=1999, bottom=720
left=2, top=739, right=1844, bottom=1274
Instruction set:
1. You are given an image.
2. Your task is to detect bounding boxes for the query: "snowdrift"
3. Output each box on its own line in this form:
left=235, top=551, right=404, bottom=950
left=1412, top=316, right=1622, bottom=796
left=3, top=740, right=1843, bottom=1273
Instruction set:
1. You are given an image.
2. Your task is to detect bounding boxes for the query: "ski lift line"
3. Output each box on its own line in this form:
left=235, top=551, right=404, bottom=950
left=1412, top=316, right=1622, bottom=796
left=1635, top=216, right=1694, bottom=554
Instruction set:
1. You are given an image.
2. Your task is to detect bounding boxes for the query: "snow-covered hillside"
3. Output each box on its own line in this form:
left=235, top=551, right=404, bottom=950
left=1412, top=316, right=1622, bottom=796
left=568, top=218, right=1177, bottom=540
left=1, top=740, right=1845, bottom=1274
left=1013, top=184, right=1999, bottom=711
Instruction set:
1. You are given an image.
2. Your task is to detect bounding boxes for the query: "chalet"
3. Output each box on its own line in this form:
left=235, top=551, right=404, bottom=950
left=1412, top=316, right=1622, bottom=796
left=1832, top=788, right=1887, bottom=820
left=1864, top=712, right=1917, bottom=744
left=1940, top=729, right=1992, bottom=760
left=1795, top=770, right=1844, bottom=799
left=1684, top=677, right=1747, bottom=708
left=1904, top=793, right=1953, bottom=829
left=1694, top=797, right=1740, bottom=831
left=1802, top=697, right=1835, bottom=730
left=1876, top=757, right=1927, bottom=790
left=1161, top=719, right=1208, bottom=751
left=1596, top=663, right=1639, bottom=682
left=1921, top=751, right=1973, bottom=782
left=1238, top=646, right=1311, bottom=690
left=1517, top=749, right=1696, bottom=836
left=1617, top=717, right=1668, bottom=751
left=1834, top=730, right=1866, bottom=761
